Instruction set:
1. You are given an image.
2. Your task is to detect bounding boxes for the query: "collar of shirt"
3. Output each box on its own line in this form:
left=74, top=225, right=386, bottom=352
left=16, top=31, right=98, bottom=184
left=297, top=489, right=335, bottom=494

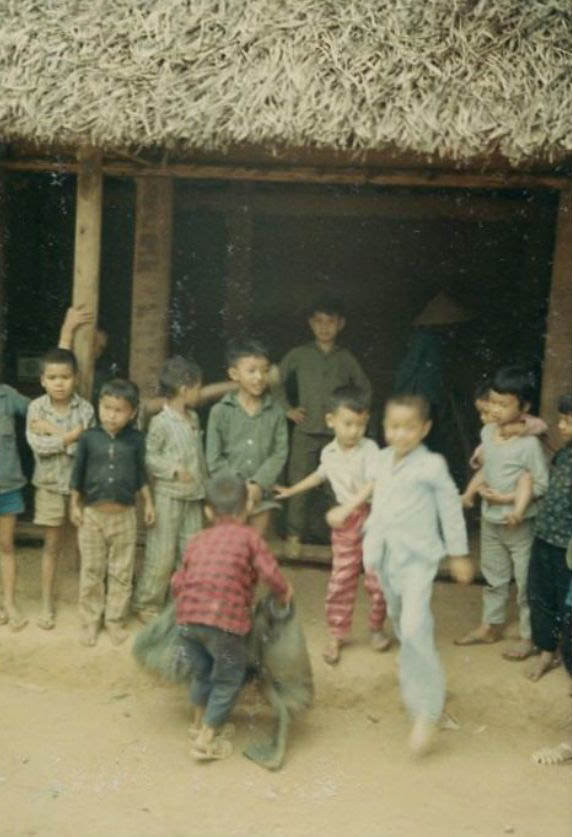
left=94, top=423, right=136, bottom=441
left=220, top=391, right=274, bottom=412
left=307, top=340, right=341, bottom=356
left=324, top=437, right=368, bottom=457
left=40, top=391, right=83, bottom=413
left=384, top=443, right=426, bottom=473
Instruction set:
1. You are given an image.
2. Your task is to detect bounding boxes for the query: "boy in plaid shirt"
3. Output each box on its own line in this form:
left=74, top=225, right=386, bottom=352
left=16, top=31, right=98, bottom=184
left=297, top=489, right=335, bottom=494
left=171, top=472, right=292, bottom=761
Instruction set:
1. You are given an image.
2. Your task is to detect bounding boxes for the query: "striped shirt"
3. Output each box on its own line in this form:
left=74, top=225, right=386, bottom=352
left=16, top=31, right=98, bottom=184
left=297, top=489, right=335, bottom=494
left=26, top=393, right=95, bottom=494
left=145, top=406, right=207, bottom=500
left=171, top=519, right=289, bottom=635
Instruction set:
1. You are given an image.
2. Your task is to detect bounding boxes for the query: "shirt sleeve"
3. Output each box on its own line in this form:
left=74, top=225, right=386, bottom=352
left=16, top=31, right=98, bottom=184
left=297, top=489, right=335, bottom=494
left=145, top=417, right=176, bottom=481
left=70, top=433, right=88, bottom=494
left=250, top=409, right=289, bottom=490
left=26, top=399, right=66, bottom=455
left=523, top=438, right=549, bottom=499
left=521, top=414, right=548, bottom=436
left=431, top=456, right=469, bottom=556
left=206, top=404, right=229, bottom=476
left=251, top=530, right=289, bottom=599
left=8, top=386, right=30, bottom=417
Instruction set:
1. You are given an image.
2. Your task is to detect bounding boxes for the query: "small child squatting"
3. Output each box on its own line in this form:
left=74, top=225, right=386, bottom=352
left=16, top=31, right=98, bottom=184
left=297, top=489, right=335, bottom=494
left=275, top=384, right=389, bottom=665
left=171, top=472, right=292, bottom=762
left=363, top=394, right=473, bottom=755
left=456, top=367, right=548, bottom=660
left=70, top=379, right=155, bottom=648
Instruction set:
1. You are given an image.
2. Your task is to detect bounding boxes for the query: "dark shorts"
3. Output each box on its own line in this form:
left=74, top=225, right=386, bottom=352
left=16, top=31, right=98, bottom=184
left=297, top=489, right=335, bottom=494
left=0, top=489, right=24, bottom=517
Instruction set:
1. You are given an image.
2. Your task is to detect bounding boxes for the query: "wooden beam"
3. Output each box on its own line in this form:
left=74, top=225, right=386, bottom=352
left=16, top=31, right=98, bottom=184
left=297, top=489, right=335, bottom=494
left=72, top=148, right=102, bottom=398
left=129, top=177, right=173, bottom=398
left=540, top=189, right=572, bottom=446
left=1, top=156, right=568, bottom=192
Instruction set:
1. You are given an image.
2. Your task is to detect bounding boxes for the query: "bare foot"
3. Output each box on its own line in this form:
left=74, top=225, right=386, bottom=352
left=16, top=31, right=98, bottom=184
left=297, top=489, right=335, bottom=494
left=188, top=722, right=235, bottom=742
left=454, top=625, right=499, bottom=646
left=526, top=650, right=560, bottom=681
left=532, top=741, right=572, bottom=765
left=502, top=639, right=534, bottom=661
left=79, top=624, right=98, bottom=647
left=7, top=607, right=28, bottom=632
left=37, top=609, right=55, bottom=631
left=409, top=716, right=437, bottom=756
left=370, top=630, right=391, bottom=653
left=323, top=637, right=342, bottom=665
left=106, top=623, right=129, bottom=646
left=0, top=607, right=8, bottom=626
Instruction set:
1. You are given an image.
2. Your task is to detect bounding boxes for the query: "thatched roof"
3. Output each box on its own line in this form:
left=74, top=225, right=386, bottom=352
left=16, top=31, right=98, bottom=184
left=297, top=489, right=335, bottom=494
left=1, top=0, right=571, bottom=164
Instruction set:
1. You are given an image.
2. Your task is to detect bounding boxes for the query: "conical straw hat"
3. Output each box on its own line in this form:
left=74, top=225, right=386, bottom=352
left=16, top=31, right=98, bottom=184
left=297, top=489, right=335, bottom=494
left=413, top=291, right=473, bottom=326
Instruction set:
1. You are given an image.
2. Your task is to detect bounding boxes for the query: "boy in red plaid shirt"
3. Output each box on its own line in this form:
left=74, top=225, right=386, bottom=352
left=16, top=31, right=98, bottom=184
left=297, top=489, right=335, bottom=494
left=171, top=471, right=292, bottom=761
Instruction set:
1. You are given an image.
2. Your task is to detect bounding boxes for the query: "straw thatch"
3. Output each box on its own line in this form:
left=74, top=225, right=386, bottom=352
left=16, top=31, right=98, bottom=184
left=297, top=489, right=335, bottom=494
left=1, top=0, right=571, bottom=163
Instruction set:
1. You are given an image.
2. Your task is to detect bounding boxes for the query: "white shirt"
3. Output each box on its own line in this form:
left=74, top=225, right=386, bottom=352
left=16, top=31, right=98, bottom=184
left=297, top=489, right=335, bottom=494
left=316, top=437, right=379, bottom=504
left=363, top=444, right=468, bottom=572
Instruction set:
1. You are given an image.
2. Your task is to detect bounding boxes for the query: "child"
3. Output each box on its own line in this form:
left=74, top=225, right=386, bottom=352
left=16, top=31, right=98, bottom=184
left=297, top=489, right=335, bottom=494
left=456, top=366, right=549, bottom=659
left=26, top=348, right=94, bottom=629
left=526, top=394, right=572, bottom=682
left=362, top=394, right=472, bottom=754
left=70, top=379, right=155, bottom=647
left=0, top=382, right=30, bottom=630
left=171, top=472, right=292, bottom=761
left=207, top=339, right=288, bottom=535
left=133, top=356, right=207, bottom=622
left=275, top=384, right=389, bottom=664
left=277, top=295, right=371, bottom=557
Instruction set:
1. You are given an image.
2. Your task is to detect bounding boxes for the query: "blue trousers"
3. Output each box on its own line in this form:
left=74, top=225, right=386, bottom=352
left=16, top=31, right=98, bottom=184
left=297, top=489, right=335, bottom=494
left=178, top=624, right=248, bottom=728
left=376, top=550, right=444, bottom=723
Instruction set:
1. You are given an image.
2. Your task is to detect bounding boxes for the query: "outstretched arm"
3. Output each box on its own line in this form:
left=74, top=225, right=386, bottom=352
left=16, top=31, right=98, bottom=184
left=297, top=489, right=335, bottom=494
left=58, top=306, right=93, bottom=350
left=274, top=469, right=325, bottom=499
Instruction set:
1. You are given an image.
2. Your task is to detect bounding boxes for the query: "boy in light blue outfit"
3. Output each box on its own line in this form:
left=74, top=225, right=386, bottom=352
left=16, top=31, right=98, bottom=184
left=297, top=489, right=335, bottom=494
left=363, top=393, right=472, bottom=755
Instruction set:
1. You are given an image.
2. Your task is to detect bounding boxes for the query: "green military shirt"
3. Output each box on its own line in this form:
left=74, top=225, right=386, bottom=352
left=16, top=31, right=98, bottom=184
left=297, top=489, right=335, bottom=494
left=277, top=342, right=371, bottom=435
left=206, top=392, right=288, bottom=491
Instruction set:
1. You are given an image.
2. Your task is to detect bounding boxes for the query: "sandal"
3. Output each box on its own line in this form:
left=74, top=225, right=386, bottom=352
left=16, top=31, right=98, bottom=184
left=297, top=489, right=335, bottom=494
left=192, top=737, right=233, bottom=761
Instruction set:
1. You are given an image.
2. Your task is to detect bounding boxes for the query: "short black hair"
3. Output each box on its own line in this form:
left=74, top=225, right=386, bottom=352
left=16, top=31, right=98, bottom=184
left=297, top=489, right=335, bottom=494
left=206, top=472, right=247, bottom=516
left=327, top=384, right=370, bottom=415
left=491, top=366, right=535, bottom=408
left=158, top=355, right=202, bottom=398
left=226, top=338, right=270, bottom=368
left=557, top=394, right=572, bottom=415
left=40, top=347, right=78, bottom=375
left=99, top=378, right=139, bottom=410
left=474, top=380, right=491, bottom=401
left=384, top=393, right=431, bottom=422
left=308, top=294, right=345, bottom=318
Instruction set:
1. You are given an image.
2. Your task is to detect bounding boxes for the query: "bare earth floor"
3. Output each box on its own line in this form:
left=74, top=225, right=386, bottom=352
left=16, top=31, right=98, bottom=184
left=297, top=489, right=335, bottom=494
left=1, top=546, right=571, bottom=837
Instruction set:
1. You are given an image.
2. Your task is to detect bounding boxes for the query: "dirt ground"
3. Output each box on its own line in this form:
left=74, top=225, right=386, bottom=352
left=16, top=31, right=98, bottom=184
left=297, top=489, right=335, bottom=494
left=1, top=543, right=571, bottom=837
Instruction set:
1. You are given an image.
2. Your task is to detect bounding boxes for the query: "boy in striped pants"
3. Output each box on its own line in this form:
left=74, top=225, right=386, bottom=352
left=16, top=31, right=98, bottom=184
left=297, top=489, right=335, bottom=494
left=275, top=384, right=388, bottom=664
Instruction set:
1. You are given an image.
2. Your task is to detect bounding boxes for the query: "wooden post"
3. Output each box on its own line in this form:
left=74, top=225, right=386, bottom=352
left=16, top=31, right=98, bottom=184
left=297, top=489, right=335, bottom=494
left=223, top=185, right=253, bottom=338
left=129, top=177, right=173, bottom=398
left=540, top=189, right=572, bottom=445
left=72, top=147, right=103, bottom=398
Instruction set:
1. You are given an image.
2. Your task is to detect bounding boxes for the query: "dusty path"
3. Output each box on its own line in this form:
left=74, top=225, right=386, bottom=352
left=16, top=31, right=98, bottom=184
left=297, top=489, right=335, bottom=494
left=1, top=547, right=571, bottom=837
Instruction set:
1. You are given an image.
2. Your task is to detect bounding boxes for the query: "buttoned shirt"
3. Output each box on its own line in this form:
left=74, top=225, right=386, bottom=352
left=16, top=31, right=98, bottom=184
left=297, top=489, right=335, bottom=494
left=145, top=406, right=207, bottom=500
left=480, top=423, right=549, bottom=523
left=70, top=424, right=147, bottom=506
left=277, top=342, right=371, bottom=435
left=26, top=393, right=95, bottom=494
left=171, top=519, right=289, bottom=635
left=206, top=392, right=288, bottom=491
left=535, top=445, right=572, bottom=548
left=363, top=444, right=468, bottom=572
left=316, top=437, right=380, bottom=504
left=0, top=384, right=29, bottom=494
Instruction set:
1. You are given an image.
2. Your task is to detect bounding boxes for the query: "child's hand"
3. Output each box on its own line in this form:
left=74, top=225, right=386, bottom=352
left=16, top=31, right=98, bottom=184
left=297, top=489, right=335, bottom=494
left=449, top=555, right=474, bottom=585
left=63, top=305, right=94, bottom=333
left=287, top=407, right=306, bottom=425
left=30, top=418, right=59, bottom=436
left=500, top=420, right=526, bottom=439
left=273, top=484, right=291, bottom=500
left=280, top=582, right=294, bottom=605
left=460, top=492, right=475, bottom=509
left=326, top=505, right=348, bottom=529
left=70, top=503, right=83, bottom=527
left=246, top=481, right=262, bottom=513
left=478, top=486, right=512, bottom=505
left=469, top=453, right=481, bottom=470
left=505, top=512, right=523, bottom=527
left=144, top=500, right=155, bottom=527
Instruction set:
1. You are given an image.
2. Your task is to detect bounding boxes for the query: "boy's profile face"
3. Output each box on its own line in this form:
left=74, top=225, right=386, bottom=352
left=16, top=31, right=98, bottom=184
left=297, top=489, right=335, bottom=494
left=475, top=395, right=493, bottom=424
left=99, top=394, right=136, bottom=436
left=40, top=362, right=76, bottom=404
left=326, top=406, right=369, bottom=450
left=557, top=412, right=572, bottom=443
left=488, top=389, right=527, bottom=426
left=308, top=311, right=345, bottom=345
left=383, top=403, right=431, bottom=459
left=228, top=355, right=269, bottom=399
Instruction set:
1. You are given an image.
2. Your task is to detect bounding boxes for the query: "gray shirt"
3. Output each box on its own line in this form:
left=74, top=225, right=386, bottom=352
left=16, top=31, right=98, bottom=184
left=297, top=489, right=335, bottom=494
left=481, top=423, right=549, bottom=523
left=363, top=444, right=468, bottom=573
left=277, top=342, right=371, bottom=435
left=316, top=437, right=379, bottom=504
left=146, top=406, right=207, bottom=500
left=0, top=384, right=29, bottom=494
